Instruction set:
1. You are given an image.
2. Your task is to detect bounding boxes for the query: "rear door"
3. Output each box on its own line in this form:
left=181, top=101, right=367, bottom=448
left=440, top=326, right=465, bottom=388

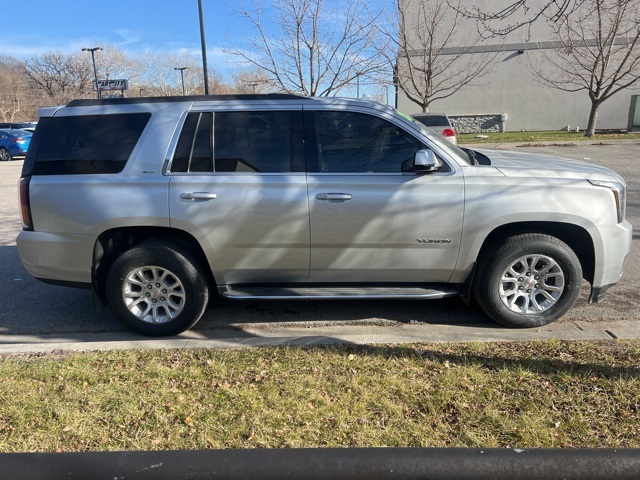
left=169, top=107, right=310, bottom=285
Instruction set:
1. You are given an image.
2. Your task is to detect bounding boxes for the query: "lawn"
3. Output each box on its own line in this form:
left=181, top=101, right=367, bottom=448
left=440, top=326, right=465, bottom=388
left=457, top=130, right=640, bottom=144
left=1, top=340, right=638, bottom=452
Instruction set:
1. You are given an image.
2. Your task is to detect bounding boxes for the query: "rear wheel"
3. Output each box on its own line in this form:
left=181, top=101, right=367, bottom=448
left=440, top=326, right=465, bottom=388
left=0, top=148, right=11, bottom=161
left=106, top=241, right=209, bottom=336
left=473, top=234, right=582, bottom=328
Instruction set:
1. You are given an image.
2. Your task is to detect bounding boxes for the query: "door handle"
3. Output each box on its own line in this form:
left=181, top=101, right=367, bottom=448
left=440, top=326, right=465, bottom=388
left=315, top=193, right=352, bottom=201
left=179, top=192, right=217, bottom=200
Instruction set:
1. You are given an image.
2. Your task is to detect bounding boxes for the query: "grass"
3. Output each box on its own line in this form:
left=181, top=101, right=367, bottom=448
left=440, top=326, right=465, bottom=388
left=457, top=130, right=640, bottom=144
left=0, top=340, right=638, bottom=452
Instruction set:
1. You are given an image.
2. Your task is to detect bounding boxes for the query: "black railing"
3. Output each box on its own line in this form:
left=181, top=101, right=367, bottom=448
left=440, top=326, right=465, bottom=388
left=1, top=448, right=639, bottom=479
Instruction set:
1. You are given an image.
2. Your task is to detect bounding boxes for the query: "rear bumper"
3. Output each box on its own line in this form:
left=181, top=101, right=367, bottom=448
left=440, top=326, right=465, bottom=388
left=17, top=230, right=95, bottom=285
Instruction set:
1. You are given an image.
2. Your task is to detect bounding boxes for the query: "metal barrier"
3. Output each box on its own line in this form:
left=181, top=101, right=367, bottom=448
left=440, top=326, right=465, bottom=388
left=1, top=448, right=639, bottom=479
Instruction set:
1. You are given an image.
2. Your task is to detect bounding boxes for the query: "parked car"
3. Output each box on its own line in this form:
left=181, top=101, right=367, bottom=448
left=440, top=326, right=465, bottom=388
left=0, top=129, right=32, bottom=161
left=0, top=122, right=38, bottom=132
left=411, top=113, right=457, bottom=144
left=17, top=95, right=632, bottom=336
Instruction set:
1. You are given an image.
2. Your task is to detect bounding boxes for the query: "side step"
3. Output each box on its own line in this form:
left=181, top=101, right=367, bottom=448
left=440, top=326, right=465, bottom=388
left=220, top=285, right=460, bottom=301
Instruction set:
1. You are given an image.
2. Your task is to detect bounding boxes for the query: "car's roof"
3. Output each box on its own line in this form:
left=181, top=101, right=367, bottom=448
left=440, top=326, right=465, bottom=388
left=0, top=128, right=32, bottom=135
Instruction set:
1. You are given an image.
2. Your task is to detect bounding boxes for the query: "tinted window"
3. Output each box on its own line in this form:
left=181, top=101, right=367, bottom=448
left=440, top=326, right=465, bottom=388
left=171, top=111, right=303, bottom=174
left=412, top=114, right=450, bottom=127
left=314, top=111, right=423, bottom=173
left=172, top=113, right=213, bottom=173
left=28, top=113, right=150, bottom=175
left=214, top=111, right=303, bottom=173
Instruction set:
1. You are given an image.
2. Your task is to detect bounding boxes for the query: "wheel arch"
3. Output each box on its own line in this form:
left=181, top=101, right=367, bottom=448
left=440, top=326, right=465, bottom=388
left=475, top=221, right=595, bottom=284
left=92, top=226, right=215, bottom=301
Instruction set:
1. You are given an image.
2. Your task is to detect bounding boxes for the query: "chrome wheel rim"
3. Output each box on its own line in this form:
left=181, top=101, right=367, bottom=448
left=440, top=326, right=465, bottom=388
left=121, top=266, right=185, bottom=324
left=0, top=149, right=9, bottom=161
left=499, top=255, right=565, bottom=314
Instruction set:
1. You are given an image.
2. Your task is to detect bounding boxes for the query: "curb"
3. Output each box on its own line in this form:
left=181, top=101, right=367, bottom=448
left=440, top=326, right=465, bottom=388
left=0, top=320, right=637, bottom=355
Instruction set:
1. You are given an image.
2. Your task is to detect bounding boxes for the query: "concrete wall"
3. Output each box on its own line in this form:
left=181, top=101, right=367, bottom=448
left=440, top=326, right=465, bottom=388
left=396, top=0, right=640, bottom=131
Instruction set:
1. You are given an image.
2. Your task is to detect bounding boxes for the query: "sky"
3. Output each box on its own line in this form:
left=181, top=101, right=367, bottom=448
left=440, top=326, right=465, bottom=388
left=0, top=0, right=259, bottom=71
left=0, top=0, right=388, bottom=74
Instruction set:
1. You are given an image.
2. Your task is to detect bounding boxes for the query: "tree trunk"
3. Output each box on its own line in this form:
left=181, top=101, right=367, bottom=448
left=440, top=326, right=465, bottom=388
left=585, top=101, right=600, bottom=137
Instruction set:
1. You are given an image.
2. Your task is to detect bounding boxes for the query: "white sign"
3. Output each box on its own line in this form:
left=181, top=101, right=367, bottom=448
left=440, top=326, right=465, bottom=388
left=93, top=79, right=128, bottom=91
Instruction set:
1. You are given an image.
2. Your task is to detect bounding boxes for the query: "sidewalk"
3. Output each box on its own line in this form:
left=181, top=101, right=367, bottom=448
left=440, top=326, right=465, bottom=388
left=1, top=319, right=637, bottom=355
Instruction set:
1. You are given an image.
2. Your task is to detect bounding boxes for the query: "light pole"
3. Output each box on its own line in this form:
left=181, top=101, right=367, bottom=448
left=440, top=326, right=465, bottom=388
left=198, top=0, right=210, bottom=95
left=174, top=67, right=188, bottom=96
left=82, top=47, right=102, bottom=99
left=249, top=83, right=258, bottom=93
left=139, top=88, right=144, bottom=97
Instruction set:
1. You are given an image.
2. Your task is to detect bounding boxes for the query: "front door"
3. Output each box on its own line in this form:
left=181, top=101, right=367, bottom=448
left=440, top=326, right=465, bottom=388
left=306, top=110, right=464, bottom=283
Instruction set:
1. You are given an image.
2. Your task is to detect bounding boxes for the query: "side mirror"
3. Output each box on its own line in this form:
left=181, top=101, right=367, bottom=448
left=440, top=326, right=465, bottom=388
left=413, top=149, right=442, bottom=173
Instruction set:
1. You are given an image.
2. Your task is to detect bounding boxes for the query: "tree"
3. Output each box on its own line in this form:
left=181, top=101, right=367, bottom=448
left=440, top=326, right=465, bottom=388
left=24, top=51, right=92, bottom=104
left=226, top=0, right=386, bottom=96
left=528, top=0, right=640, bottom=136
left=0, top=56, right=28, bottom=121
left=230, top=67, right=276, bottom=93
left=136, top=51, right=231, bottom=97
left=454, top=0, right=587, bottom=38
left=387, top=0, right=499, bottom=112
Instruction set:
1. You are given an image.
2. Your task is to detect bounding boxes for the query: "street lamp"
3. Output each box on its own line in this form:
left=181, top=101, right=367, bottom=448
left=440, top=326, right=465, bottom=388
left=174, top=67, right=188, bottom=96
left=249, top=83, right=258, bottom=93
left=139, top=88, right=144, bottom=97
left=82, top=47, right=102, bottom=99
left=198, top=0, right=210, bottom=95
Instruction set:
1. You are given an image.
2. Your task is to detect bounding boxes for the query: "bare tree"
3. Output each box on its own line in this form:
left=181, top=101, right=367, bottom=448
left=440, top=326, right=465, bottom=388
left=0, top=56, right=28, bottom=121
left=453, top=0, right=587, bottom=38
left=135, top=50, right=232, bottom=96
left=387, top=0, right=500, bottom=112
left=528, top=0, right=640, bottom=136
left=24, top=51, right=92, bottom=104
left=226, top=0, right=386, bottom=96
left=230, top=67, right=276, bottom=93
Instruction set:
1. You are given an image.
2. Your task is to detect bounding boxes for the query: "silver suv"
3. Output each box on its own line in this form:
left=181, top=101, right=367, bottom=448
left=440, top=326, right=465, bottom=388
left=17, top=95, right=632, bottom=336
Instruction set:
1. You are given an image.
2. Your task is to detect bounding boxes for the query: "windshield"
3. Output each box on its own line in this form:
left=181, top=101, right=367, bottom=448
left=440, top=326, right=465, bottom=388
left=402, top=114, right=474, bottom=165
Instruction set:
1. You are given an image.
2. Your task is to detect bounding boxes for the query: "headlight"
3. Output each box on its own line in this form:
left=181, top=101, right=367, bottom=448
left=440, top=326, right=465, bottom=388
left=588, top=180, right=627, bottom=223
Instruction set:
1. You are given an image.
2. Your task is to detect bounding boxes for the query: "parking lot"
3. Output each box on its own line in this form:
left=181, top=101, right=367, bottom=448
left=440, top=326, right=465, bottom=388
left=0, top=140, right=638, bottom=337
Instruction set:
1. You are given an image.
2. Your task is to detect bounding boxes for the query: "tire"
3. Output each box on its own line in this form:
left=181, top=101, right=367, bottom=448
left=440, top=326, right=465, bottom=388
left=105, top=241, right=209, bottom=336
left=473, top=234, right=582, bottom=328
left=0, top=148, right=11, bottom=162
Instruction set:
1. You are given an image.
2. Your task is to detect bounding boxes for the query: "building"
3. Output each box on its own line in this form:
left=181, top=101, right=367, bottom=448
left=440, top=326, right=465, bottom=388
left=396, top=0, right=640, bottom=132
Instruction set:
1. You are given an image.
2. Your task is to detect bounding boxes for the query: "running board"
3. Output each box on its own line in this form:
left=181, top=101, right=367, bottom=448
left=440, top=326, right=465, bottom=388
left=220, top=285, right=460, bottom=301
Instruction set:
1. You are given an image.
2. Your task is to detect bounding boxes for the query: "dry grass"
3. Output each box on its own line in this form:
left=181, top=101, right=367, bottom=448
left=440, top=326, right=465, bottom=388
left=0, top=340, right=638, bottom=452
left=458, top=130, right=640, bottom=145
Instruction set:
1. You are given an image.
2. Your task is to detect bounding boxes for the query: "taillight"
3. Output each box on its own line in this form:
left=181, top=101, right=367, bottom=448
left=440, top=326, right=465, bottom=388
left=19, top=177, right=33, bottom=231
left=442, top=128, right=456, bottom=137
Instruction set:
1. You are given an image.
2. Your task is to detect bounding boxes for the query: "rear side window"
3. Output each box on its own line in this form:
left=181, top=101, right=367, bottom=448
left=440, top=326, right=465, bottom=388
left=25, top=113, right=150, bottom=175
left=171, top=110, right=304, bottom=173
left=412, top=115, right=450, bottom=127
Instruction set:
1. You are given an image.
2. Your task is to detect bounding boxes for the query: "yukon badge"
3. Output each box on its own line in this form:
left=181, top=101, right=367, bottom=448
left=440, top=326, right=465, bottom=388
left=417, top=238, right=452, bottom=244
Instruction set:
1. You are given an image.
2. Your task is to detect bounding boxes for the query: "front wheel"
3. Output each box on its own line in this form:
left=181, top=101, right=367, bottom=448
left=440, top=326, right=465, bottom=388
left=0, top=148, right=11, bottom=161
left=106, top=241, right=209, bottom=336
left=473, top=234, right=582, bottom=328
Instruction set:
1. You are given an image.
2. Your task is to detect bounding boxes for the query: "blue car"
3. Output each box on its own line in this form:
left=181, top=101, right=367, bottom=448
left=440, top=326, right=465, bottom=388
left=0, top=129, right=32, bottom=161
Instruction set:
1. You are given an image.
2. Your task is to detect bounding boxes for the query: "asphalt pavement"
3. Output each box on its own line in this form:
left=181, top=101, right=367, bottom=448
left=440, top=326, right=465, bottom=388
left=1, top=139, right=638, bottom=354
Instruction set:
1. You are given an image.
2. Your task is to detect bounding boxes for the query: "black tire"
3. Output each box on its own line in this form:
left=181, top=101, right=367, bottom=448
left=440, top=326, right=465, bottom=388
left=105, top=241, right=209, bottom=336
left=0, top=148, right=11, bottom=162
left=473, top=234, right=582, bottom=328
